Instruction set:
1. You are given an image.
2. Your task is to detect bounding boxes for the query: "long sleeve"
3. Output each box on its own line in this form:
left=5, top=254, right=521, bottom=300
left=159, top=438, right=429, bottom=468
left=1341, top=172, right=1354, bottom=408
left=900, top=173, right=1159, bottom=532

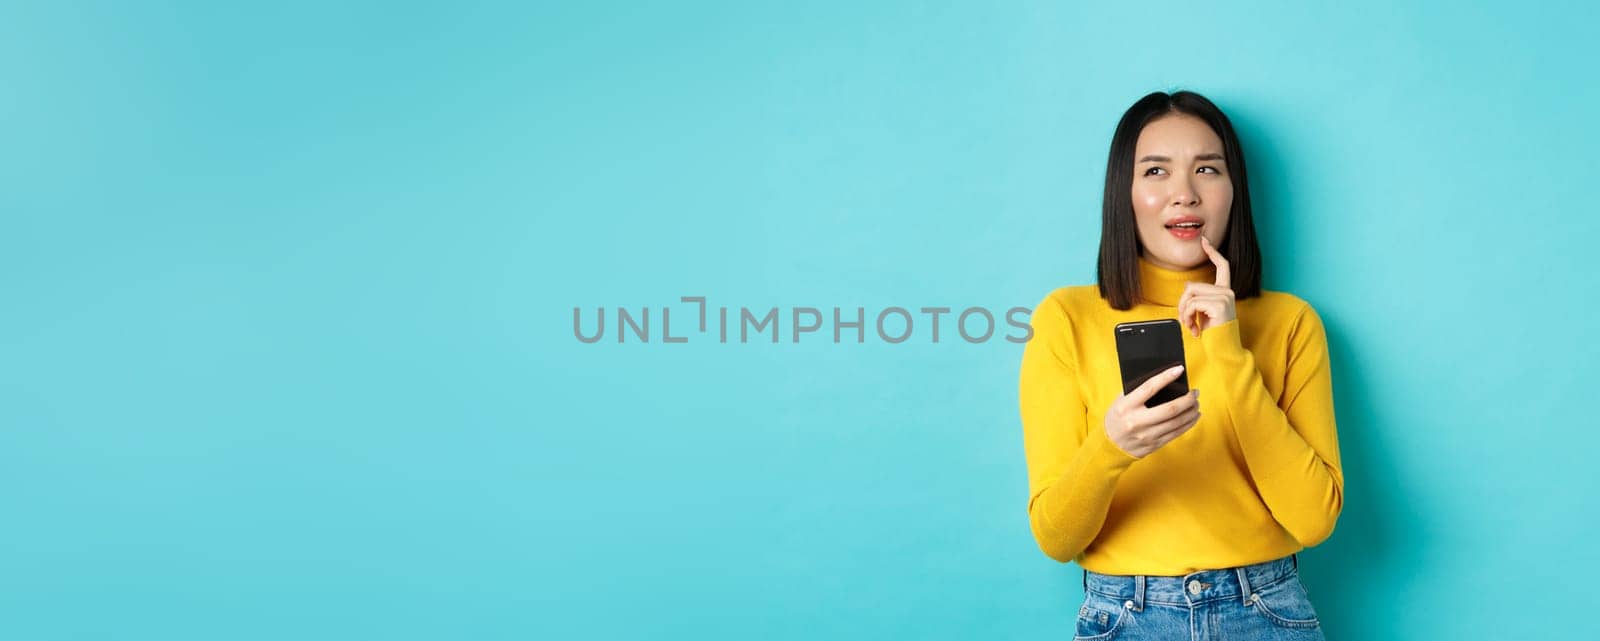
left=1019, top=292, right=1139, bottom=563
left=1198, top=303, right=1344, bottom=546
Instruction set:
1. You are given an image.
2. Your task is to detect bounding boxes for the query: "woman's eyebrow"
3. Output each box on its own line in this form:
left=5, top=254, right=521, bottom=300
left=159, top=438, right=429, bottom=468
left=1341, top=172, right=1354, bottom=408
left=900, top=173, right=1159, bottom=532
left=1137, top=152, right=1226, bottom=163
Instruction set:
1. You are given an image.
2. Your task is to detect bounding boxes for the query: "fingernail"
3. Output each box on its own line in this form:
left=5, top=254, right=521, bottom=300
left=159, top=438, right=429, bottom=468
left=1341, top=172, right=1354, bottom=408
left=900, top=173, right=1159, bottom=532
left=1170, top=365, right=1185, bottom=374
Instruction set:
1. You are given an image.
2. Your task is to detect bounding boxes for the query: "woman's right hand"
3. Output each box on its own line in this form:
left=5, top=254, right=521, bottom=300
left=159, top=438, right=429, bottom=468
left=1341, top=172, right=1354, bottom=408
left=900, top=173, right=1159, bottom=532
left=1104, top=364, right=1201, bottom=459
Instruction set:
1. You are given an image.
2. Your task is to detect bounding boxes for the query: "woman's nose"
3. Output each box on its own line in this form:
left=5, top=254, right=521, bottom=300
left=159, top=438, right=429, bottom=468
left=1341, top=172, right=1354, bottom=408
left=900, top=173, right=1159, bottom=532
left=1171, top=177, right=1199, bottom=206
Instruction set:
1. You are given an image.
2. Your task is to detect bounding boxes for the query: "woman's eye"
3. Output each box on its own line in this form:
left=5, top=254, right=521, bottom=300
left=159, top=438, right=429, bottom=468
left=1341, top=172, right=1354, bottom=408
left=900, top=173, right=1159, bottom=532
left=1144, top=166, right=1221, bottom=176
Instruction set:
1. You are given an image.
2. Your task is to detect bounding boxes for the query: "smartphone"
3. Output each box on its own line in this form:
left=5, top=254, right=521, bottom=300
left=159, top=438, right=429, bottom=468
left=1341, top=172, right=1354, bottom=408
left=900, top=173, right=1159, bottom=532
left=1114, top=319, right=1189, bottom=408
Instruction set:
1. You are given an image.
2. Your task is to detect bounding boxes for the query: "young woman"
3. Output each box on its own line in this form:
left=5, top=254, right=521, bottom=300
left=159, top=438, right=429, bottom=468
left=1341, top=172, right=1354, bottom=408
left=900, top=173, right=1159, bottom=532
left=1019, top=90, right=1343, bottom=640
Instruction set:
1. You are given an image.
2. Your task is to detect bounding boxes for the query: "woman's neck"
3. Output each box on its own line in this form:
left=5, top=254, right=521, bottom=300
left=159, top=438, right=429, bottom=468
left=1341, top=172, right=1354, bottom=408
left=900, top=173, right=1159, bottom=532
left=1137, top=255, right=1216, bottom=307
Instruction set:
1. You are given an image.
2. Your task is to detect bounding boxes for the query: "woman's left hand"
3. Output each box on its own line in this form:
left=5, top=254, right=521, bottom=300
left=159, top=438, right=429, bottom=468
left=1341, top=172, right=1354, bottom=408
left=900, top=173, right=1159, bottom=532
left=1178, top=235, right=1237, bottom=337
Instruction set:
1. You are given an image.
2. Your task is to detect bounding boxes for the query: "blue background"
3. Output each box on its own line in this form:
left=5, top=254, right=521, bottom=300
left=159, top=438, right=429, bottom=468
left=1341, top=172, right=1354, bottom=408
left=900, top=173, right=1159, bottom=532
left=4, top=1, right=1597, bottom=639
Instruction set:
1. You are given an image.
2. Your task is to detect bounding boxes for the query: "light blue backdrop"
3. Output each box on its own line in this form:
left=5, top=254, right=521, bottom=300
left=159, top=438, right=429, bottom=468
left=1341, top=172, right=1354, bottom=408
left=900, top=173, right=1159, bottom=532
left=3, top=2, right=1596, bottom=639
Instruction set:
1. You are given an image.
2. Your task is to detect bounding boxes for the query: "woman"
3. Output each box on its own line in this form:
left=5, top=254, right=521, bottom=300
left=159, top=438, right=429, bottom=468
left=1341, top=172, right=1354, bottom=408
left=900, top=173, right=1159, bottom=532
left=1019, top=90, right=1343, bottom=640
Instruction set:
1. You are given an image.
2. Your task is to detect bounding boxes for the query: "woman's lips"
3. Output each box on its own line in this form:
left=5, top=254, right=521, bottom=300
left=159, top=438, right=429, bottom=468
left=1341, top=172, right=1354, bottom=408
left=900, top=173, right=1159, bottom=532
left=1166, top=224, right=1202, bottom=240
left=1164, top=215, right=1204, bottom=240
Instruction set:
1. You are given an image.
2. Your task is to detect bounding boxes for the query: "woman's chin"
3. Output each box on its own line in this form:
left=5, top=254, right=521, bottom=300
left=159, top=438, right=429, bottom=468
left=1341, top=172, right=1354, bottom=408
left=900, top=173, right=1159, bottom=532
left=1149, top=249, right=1208, bottom=270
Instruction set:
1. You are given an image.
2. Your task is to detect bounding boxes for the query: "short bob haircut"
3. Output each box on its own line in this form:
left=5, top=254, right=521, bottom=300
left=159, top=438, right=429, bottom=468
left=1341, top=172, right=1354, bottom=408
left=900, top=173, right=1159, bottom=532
left=1096, top=90, right=1263, bottom=310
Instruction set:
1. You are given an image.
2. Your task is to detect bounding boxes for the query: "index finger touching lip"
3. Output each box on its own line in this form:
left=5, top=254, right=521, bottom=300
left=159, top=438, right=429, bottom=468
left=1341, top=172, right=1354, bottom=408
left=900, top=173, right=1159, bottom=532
left=1201, top=235, right=1231, bottom=288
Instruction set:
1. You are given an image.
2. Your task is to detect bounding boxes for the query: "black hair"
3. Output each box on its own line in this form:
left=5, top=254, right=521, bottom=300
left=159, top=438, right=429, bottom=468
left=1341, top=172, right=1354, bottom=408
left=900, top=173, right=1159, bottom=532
left=1095, top=90, right=1262, bottom=310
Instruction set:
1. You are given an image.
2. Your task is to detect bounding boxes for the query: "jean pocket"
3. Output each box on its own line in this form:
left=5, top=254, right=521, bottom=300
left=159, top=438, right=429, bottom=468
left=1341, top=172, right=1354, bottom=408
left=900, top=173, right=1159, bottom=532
left=1074, top=592, right=1129, bottom=641
left=1246, top=576, right=1322, bottom=629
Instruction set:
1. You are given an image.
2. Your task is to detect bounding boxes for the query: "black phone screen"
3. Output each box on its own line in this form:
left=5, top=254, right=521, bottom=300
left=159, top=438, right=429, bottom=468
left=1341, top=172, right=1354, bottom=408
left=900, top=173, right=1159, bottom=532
left=1114, top=319, right=1189, bottom=408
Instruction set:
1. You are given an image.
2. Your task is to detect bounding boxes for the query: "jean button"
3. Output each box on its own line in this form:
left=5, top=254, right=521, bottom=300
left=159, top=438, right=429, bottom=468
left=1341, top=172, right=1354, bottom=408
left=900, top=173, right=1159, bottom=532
left=1187, top=580, right=1202, bottom=595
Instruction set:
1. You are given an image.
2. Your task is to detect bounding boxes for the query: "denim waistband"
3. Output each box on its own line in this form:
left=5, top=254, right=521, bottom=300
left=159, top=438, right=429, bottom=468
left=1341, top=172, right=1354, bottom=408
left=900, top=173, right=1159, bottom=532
left=1082, top=554, right=1299, bottom=608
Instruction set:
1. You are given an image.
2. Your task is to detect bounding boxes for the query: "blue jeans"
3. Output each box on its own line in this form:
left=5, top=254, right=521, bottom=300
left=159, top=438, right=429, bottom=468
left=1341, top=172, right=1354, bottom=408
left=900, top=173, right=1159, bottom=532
left=1075, top=554, right=1325, bottom=641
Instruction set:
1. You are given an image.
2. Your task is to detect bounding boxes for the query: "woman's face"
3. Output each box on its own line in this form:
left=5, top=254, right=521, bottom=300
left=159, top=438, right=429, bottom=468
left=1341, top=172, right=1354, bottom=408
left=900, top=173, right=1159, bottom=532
left=1130, top=113, right=1233, bottom=271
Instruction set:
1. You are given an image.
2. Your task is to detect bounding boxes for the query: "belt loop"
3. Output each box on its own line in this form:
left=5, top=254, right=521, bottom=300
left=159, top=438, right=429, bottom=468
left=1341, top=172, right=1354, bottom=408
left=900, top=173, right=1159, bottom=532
left=1133, top=575, right=1145, bottom=611
left=1083, top=569, right=1088, bottom=592
left=1236, top=565, right=1253, bottom=606
left=1292, top=553, right=1299, bottom=571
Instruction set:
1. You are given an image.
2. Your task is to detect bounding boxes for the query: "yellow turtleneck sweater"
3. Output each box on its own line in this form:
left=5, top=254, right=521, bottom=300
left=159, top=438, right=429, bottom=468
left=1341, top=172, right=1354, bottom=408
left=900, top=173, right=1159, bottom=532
left=1019, top=256, right=1343, bottom=574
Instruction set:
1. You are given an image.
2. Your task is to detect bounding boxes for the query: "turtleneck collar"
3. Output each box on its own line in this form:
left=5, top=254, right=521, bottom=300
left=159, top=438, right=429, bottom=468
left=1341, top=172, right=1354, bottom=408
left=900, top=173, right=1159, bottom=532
left=1137, top=254, right=1217, bottom=307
